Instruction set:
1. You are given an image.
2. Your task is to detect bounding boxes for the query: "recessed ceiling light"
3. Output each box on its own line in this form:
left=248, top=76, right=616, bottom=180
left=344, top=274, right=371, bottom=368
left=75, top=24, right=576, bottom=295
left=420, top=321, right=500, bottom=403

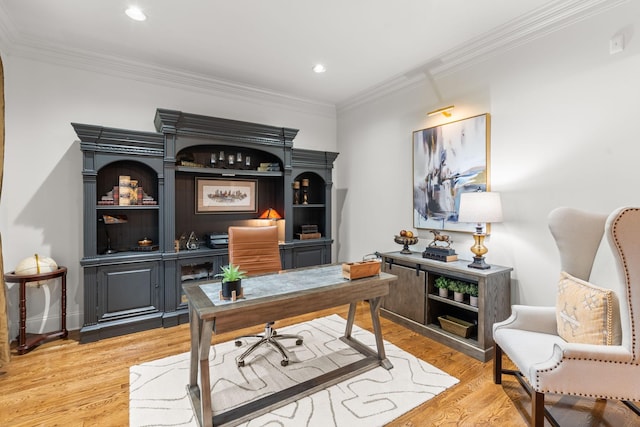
left=312, top=64, right=326, bottom=73
left=125, top=6, right=147, bottom=21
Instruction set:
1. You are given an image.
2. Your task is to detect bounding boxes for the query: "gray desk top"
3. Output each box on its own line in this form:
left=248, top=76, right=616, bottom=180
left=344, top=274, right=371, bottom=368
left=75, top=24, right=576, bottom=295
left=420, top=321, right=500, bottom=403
left=199, top=264, right=349, bottom=306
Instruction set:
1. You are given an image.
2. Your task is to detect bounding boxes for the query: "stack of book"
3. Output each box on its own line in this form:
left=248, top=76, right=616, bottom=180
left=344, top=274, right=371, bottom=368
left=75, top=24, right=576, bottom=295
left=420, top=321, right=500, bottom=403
left=257, top=162, right=281, bottom=172
left=297, top=224, right=321, bottom=240
left=96, top=177, right=157, bottom=205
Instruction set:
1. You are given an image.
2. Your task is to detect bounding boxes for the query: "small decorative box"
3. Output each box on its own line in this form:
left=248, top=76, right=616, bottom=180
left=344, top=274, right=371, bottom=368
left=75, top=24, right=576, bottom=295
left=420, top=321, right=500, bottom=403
left=342, top=257, right=381, bottom=280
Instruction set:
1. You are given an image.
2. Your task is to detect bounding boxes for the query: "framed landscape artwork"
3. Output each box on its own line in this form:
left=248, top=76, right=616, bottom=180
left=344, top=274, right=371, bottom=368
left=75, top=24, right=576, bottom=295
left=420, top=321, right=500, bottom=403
left=413, top=114, right=490, bottom=233
left=196, top=178, right=257, bottom=214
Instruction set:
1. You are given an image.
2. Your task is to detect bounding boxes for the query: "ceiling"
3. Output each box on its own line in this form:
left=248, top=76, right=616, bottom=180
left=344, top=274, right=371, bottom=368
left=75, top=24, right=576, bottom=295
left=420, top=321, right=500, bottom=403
left=0, top=0, right=623, bottom=108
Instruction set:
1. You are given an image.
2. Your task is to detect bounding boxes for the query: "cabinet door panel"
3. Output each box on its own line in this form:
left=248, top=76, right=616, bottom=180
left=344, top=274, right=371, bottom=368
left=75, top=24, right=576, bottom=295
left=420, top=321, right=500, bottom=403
left=98, top=262, right=159, bottom=321
left=293, top=245, right=327, bottom=268
left=382, top=263, right=426, bottom=323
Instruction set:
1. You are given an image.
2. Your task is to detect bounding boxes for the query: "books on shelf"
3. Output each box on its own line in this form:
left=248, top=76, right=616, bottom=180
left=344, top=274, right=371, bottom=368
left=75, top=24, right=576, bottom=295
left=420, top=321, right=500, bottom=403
left=298, top=232, right=321, bottom=240
left=98, top=178, right=156, bottom=206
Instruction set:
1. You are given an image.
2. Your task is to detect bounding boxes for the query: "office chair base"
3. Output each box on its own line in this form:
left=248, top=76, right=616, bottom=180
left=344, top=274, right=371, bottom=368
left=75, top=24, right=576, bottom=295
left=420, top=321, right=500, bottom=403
left=235, top=323, right=303, bottom=367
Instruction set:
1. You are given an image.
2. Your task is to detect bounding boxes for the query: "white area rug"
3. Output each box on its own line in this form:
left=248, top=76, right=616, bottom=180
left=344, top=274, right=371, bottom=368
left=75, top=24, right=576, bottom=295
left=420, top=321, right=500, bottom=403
left=130, top=314, right=458, bottom=426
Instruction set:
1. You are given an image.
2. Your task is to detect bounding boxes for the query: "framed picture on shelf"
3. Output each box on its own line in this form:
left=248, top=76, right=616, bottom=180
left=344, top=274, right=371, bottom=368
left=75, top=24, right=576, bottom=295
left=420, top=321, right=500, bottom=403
left=412, top=113, right=490, bottom=233
left=195, top=178, right=257, bottom=214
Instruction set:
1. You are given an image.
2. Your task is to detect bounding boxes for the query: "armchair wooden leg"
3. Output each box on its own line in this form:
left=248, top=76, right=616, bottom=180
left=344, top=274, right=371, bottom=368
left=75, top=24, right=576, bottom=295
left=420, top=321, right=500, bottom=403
left=532, top=391, right=545, bottom=427
left=494, top=344, right=503, bottom=384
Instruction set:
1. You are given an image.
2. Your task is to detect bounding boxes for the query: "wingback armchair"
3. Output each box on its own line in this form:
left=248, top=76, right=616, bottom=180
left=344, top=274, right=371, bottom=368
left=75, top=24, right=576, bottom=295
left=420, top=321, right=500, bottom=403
left=493, top=207, right=640, bottom=426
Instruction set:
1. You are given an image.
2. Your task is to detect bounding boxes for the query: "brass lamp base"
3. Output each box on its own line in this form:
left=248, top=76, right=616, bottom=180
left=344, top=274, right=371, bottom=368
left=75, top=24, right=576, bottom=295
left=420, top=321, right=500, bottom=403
left=468, top=225, right=492, bottom=269
left=468, top=255, right=491, bottom=269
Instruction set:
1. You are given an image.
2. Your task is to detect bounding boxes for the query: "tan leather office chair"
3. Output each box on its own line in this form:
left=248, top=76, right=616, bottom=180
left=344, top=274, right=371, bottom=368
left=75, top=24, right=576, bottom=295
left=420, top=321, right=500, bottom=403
left=228, top=225, right=303, bottom=367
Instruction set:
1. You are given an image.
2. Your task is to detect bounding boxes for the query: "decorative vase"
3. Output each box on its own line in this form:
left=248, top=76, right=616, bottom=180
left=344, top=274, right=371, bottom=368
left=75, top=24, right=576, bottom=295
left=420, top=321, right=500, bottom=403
left=221, top=279, right=241, bottom=299
left=438, top=287, right=449, bottom=298
left=470, top=295, right=478, bottom=307
left=454, top=291, right=464, bottom=302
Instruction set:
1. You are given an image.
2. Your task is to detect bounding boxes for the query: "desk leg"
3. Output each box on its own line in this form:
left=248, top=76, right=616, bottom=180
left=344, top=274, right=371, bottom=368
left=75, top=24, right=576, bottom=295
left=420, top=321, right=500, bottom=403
left=188, top=307, right=201, bottom=388
left=344, top=302, right=357, bottom=338
left=187, top=306, right=214, bottom=427
left=199, top=319, right=214, bottom=427
left=341, top=300, right=392, bottom=370
left=368, top=297, right=392, bottom=370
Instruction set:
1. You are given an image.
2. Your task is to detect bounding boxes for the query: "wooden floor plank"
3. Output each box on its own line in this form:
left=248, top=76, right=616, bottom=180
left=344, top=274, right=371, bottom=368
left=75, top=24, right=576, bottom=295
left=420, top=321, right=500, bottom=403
left=0, top=302, right=637, bottom=426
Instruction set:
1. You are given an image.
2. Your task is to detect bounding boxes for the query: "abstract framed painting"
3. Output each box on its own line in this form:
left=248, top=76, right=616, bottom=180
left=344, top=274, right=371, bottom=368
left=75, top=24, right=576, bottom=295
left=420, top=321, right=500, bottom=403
left=195, top=178, right=257, bottom=214
left=412, top=114, right=490, bottom=233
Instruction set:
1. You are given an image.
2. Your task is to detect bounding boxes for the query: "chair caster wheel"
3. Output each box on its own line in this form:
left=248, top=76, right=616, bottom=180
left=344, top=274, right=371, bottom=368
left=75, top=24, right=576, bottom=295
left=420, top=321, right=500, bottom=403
left=235, top=340, right=242, bottom=347
left=237, top=360, right=245, bottom=367
left=281, top=360, right=288, bottom=367
left=295, top=339, right=303, bottom=345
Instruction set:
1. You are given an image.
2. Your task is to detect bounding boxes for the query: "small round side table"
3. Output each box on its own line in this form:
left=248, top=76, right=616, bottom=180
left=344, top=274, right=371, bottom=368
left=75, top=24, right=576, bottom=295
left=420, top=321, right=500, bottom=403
left=4, top=266, right=68, bottom=354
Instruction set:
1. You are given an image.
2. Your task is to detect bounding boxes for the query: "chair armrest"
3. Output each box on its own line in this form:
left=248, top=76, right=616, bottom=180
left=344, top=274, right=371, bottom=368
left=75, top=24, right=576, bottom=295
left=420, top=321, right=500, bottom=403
left=493, top=305, right=557, bottom=335
left=553, top=342, right=633, bottom=363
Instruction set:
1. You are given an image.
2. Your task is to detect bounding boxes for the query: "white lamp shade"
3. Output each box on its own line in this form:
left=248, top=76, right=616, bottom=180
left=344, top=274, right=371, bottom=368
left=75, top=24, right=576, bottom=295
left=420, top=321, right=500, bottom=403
left=457, top=192, right=503, bottom=223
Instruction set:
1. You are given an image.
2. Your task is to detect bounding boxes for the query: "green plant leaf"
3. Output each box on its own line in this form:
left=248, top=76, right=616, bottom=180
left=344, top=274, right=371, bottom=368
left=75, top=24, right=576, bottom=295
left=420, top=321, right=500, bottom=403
left=214, top=263, right=247, bottom=283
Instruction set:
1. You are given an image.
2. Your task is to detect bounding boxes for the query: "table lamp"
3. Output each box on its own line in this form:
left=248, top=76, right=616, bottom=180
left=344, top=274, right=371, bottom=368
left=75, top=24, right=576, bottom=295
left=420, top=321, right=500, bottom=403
left=102, top=214, right=128, bottom=254
left=258, top=208, right=284, bottom=241
left=457, top=191, right=503, bottom=269
left=258, top=208, right=282, bottom=220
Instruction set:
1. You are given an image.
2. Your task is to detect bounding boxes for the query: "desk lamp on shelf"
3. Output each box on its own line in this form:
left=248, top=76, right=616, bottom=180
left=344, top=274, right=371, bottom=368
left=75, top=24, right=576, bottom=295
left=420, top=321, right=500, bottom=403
left=258, top=208, right=285, bottom=242
left=457, top=191, right=503, bottom=269
left=101, top=214, right=128, bottom=254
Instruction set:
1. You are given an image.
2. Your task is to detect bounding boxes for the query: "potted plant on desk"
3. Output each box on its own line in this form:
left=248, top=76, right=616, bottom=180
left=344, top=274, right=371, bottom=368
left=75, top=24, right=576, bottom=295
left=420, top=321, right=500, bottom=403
left=216, top=263, right=247, bottom=299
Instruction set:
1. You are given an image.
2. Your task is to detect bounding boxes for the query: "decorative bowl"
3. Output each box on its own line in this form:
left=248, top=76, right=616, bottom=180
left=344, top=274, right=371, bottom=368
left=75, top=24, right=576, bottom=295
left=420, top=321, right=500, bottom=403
left=394, top=235, right=419, bottom=254
left=138, top=238, right=153, bottom=247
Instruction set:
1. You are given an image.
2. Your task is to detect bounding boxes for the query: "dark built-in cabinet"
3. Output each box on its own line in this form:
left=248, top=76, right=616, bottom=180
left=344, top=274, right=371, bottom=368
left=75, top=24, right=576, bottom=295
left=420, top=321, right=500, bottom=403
left=74, top=109, right=338, bottom=342
left=379, top=251, right=512, bottom=361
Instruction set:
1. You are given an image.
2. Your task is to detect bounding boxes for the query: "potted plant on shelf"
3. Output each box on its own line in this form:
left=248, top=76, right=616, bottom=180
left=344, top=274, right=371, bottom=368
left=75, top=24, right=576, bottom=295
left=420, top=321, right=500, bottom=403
left=216, top=263, right=247, bottom=299
left=434, top=276, right=450, bottom=298
left=468, top=283, right=479, bottom=307
left=451, top=280, right=466, bottom=303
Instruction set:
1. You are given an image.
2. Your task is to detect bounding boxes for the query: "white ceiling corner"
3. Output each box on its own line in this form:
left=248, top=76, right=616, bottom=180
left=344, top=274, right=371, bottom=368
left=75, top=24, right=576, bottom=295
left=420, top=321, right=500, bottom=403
left=0, top=0, right=628, bottom=116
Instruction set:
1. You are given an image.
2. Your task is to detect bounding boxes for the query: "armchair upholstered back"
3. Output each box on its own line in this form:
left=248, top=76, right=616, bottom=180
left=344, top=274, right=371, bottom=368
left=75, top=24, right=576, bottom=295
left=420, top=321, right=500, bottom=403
left=493, top=206, right=640, bottom=426
left=607, top=207, right=640, bottom=361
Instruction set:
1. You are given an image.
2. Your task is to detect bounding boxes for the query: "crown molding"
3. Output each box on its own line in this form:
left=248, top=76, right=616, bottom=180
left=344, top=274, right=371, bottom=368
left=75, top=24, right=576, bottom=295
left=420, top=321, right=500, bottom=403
left=338, top=0, right=627, bottom=113
left=429, top=0, right=628, bottom=78
left=0, top=8, right=335, bottom=120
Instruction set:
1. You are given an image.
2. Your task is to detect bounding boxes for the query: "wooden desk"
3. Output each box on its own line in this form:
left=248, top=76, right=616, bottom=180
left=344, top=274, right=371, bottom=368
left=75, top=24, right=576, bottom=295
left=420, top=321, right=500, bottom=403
left=3, top=267, right=68, bottom=354
left=183, top=264, right=396, bottom=427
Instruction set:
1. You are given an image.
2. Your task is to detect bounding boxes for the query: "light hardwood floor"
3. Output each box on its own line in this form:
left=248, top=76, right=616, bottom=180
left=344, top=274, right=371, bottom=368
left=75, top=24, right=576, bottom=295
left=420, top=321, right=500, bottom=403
left=1, top=302, right=638, bottom=426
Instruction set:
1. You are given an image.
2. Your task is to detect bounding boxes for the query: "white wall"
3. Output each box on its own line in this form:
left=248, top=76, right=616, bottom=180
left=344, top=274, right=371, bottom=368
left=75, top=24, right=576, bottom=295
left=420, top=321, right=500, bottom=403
left=0, top=55, right=337, bottom=337
left=3, top=1, right=639, bottom=338
left=336, top=1, right=640, bottom=306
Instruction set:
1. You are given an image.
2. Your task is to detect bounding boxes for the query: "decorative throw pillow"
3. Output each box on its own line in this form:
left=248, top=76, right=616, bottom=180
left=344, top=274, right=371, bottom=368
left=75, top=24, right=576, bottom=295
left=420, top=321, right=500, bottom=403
left=556, top=271, right=616, bottom=345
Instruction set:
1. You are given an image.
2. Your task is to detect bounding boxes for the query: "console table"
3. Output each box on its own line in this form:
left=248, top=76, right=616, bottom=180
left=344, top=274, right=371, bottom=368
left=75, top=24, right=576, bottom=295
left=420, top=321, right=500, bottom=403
left=3, top=267, right=68, bottom=354
left=379, top=251, right=512, bottom=361
left=183, top=264, right=396, bottom=427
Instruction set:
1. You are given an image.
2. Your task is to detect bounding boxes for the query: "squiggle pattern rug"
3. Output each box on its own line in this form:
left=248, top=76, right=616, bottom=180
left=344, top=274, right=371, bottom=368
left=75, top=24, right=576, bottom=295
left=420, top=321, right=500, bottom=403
left=130, top=314, right=458, bottom=426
